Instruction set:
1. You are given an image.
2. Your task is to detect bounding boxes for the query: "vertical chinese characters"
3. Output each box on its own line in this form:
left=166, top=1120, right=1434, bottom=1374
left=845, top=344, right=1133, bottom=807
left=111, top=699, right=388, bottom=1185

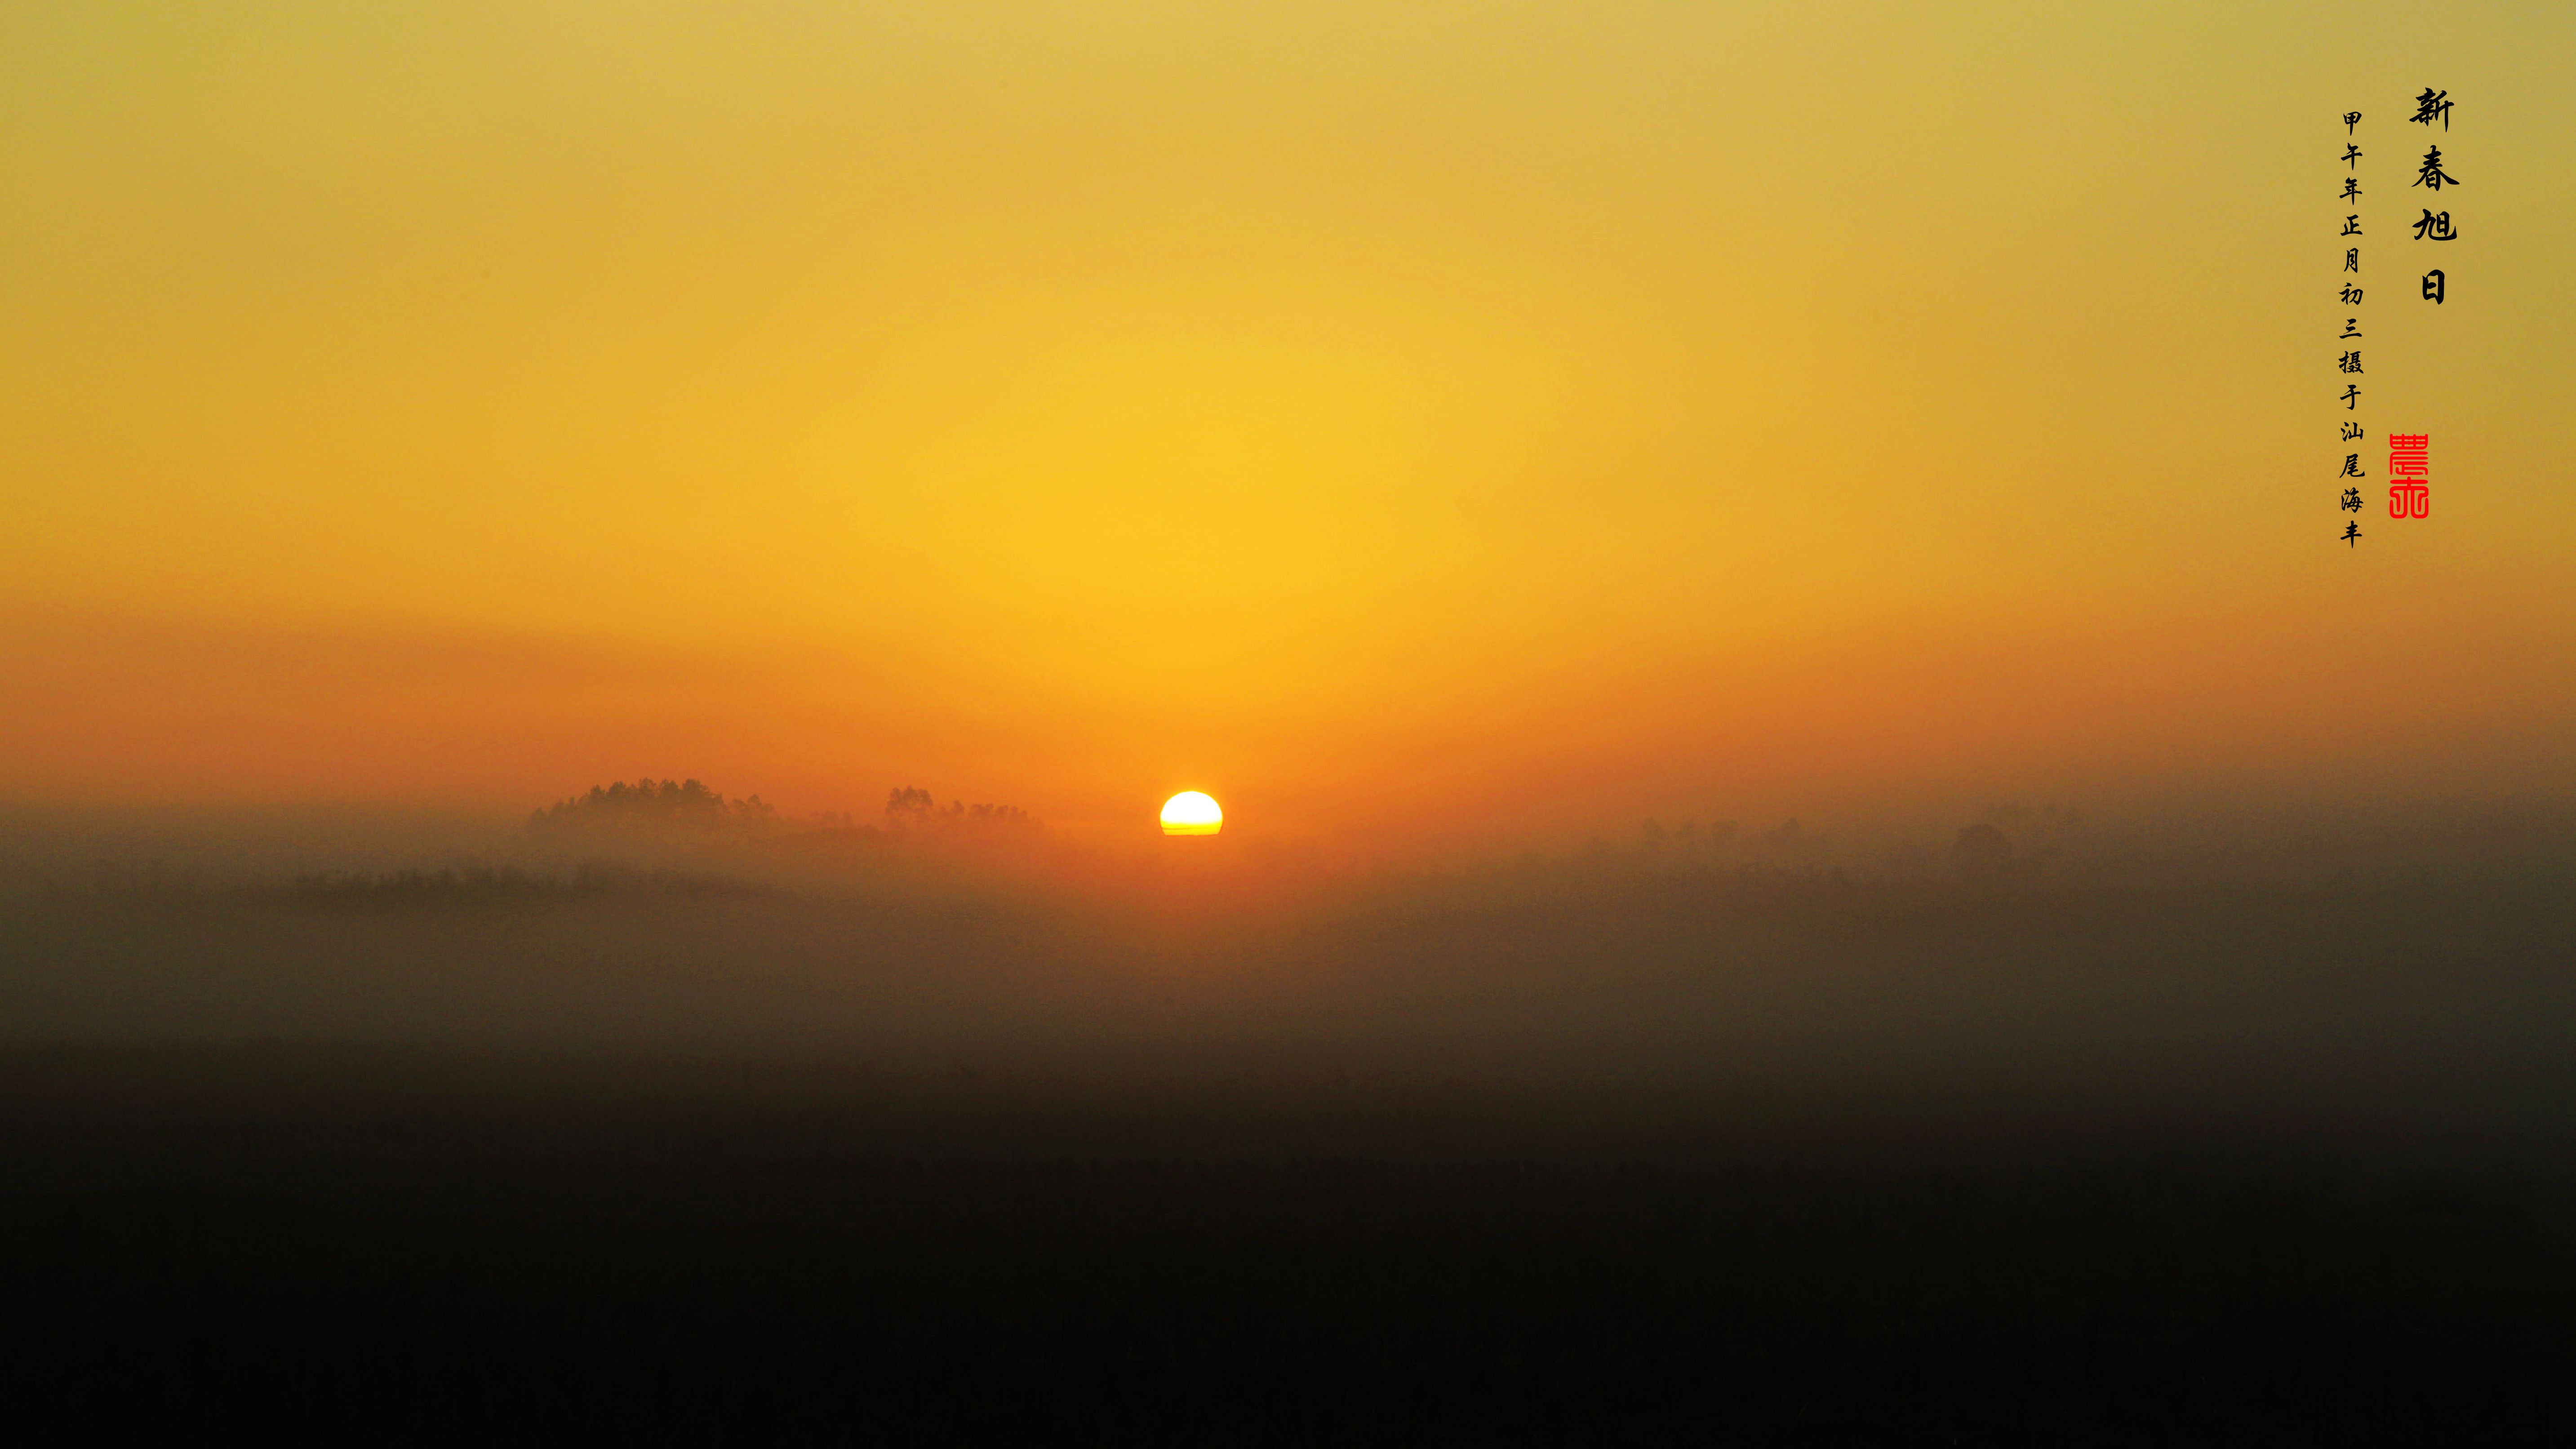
left=2336, top=110, right=2365, bottom=547
left=2386, top=87, right=2457, bottom=529
left=2412, top=89, right=2457, bottom=299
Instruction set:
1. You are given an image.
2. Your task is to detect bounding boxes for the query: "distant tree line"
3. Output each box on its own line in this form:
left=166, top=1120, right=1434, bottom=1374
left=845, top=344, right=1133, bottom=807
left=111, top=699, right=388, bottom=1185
left=1564, top=807, right=2086, bottom=886
left=525, top=779, right=1036, bottom=841
left=884, top=787, right=1035, bottom=830
left=527, top=779, right=777, bottom=837
left=284, top=864, right=763, bottom=908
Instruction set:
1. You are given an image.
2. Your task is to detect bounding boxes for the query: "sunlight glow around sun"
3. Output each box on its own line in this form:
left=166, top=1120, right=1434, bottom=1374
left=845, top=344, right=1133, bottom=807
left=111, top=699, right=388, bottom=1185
left=1159, top=791, right=1223, bottom=836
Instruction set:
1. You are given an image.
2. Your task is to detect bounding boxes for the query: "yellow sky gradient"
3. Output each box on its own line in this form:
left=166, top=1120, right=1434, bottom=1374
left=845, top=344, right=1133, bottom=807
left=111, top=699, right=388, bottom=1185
left=4, top=2, right=2570, bottom=843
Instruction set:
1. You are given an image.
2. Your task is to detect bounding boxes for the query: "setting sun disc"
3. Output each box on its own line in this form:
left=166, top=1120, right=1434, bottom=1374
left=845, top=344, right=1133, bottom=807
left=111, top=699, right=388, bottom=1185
left=1159, top=791, right=1222, bottom=836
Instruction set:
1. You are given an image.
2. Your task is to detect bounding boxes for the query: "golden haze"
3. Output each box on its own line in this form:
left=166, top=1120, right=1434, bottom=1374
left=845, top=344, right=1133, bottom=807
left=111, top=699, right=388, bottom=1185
left=1, top=2, right=2570, bottom=845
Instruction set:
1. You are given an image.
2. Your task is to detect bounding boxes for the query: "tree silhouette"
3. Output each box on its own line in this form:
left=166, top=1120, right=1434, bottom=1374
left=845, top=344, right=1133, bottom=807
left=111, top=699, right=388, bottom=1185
left=528, top=779, right=777, bottom=837
left=884, top=786, right=1035, bottom=832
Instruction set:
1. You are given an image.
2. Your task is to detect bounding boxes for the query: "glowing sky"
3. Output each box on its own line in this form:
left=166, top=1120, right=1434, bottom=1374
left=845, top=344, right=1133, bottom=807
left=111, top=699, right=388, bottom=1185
left=3, top=2, right=2570, bottom=840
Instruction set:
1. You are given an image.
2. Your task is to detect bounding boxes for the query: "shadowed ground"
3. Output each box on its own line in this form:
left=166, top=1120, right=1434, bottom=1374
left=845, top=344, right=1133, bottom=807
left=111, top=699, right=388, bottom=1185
left=3, top=854, right=2572, bottom=1439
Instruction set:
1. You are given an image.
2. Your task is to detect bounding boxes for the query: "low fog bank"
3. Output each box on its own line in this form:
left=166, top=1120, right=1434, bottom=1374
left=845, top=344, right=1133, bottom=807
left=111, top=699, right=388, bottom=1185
left=2, top=791, right=2572, bottom=1160
left=9, top=786, right=2576, bottom=892
left=4, top=798, right=2569, bottom=1446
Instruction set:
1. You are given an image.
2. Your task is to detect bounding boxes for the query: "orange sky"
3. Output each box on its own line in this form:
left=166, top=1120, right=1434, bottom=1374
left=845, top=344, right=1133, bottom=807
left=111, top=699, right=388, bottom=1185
left=3, top=2, right=2570, bottom=844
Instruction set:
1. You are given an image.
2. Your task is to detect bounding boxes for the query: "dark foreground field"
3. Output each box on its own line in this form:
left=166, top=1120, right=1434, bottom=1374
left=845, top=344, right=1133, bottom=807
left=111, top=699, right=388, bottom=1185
left=2, top=1049, right=2571, bottom=1445
left=4, top=847, right=2574, bottom=1440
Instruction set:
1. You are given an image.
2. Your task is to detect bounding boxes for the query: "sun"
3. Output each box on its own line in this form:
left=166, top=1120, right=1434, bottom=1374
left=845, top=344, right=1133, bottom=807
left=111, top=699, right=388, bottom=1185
left=1159, top=791, right=1223, bottom=836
